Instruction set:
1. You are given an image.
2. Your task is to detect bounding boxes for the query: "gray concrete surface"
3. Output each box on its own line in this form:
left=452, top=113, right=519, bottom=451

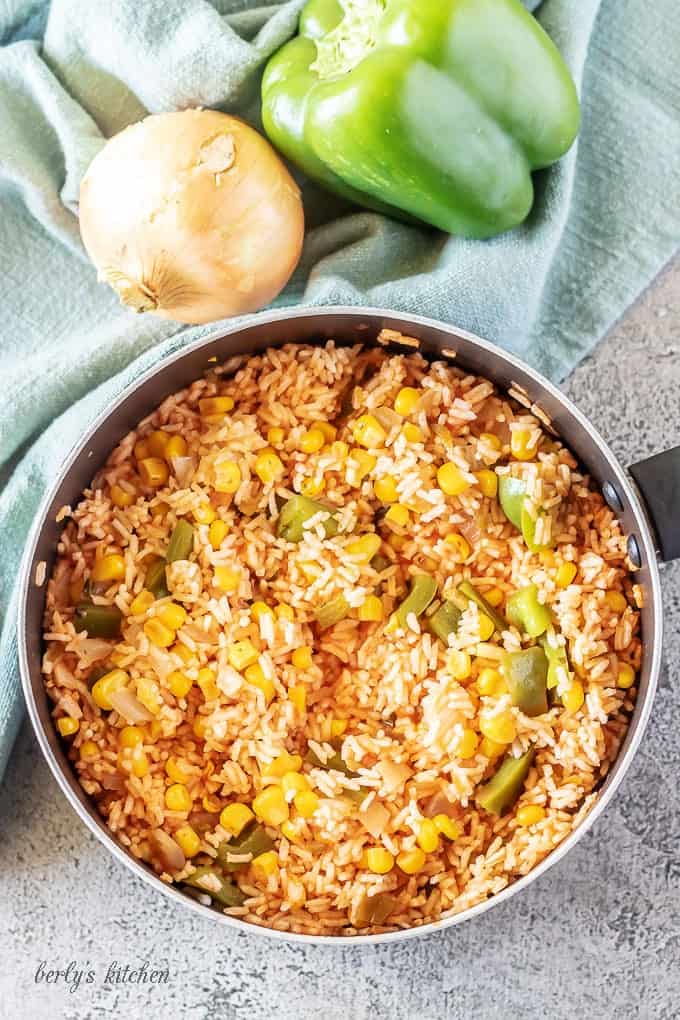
left=2, top=260, right=679, bottom=1020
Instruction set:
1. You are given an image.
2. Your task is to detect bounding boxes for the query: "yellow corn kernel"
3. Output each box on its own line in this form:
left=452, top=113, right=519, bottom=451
left=402, top=422, right=423, bottom=444
left=281, top=772, right=310, bottom=799
left=416, top=819, right=440, bottom=854
left=454, top=728, right=479, bottom=759
left=353, top=414, right=387, bottom=449
left=193, top=503, right=216, bottom=525
left=175, top=825, right=201, bottom=858
left=444, top=532, right=471, bottom=561
left=245, top=665, right=275, bottom=705
left=448, top=650, right=471, bottom=681
left=346, top=532, right=382, bottom=562
left=292, top=646, right=313, bottom=670
left=480, top=736, right=508, bottom=759
left=130, top=746, right=149, bottom=778
left=56, top=717, right=79, bottom=737
left=193, top=716, right=208, bottom=740
left=312, top=420, right=337, bottom=443
left=202, top=794, right=222, bottom=814
left=150, top=501, right=169, bottom=519
left=136, top=676, right=163, bottom=715
left=213, top=565, right=240, bottom=593
left=199, top=395, right=234, bottom=418
left=220, top=802, right=254, bottom=836
left=396, top=847, right=427, bottom=875
left=133, top=439, right=150, bottom=461
left=139, top=457, right=169, bottom=488
left=475, top=469, right=498, bottom=499
left=394, top=386, right=421, bottom=416
left=563, top=680, right=585, bottom=714
left=604, top=590, right=628, bottom=613
left=91, top=553, right=126, bottom=583
left=171, top=642, right=194, bottom=665
left=130, top=589, right=154, bottom=616
left=214, top=460, right=241, bottom=494
left=254, top=450, right=285, bottom=485
left=330, top=718, right=348, bottom=738
left=388, top=533, right=406, bottom=551
left=478, top=613, right=495, bottom=642
left=288, top=684, right=307, bottom=712
left=251, top=601, right=273, bottom=621
left=480, top=709, right=517, bottom=745
left=156, top=602, right=187, bottom=631
left=264, top=752, right=303, bottom=778
left=516, top=804, right=546, bottom=827
left=437, top=462, right=470, bottom=496
left=358, top=595, right=384, bottom=622
left=294, top=790, right=319, bottom=818
left=280, top=820, right=302, bottom=846
left=275, top=603, right=294, bottom=621
left=252, top=849, right=279, bottom=878
left=165, top=783, right=192, bottom=813
left=197, top=667, right=220, bottom=701
left=110, top=483, right=136, bottom=508
left=364, top=848, right=394, bottom=874
left=510, top=428, right=538, bottom=461
left=208, top=519, right=229, bottom=551
left=147, top=429, right=171, bottom=458
left=480, top=432, right=502, bottom=451
left=252, top=785, right=289, bottom=826
left=374, top=476, right=398, bottom=504
left=330, top=440, right=350, bottom=461
left=477, top=667, right=505, bottom=697
left=165, top=756, right=194, bottom=784
left=348, top=448, right=377, bottom=483
left=433, top=814, right=462, bottom=840
left=92, top=669, right=129, bottom=711
left=555, top=562, right=578, bottom=588
left=298, top=427, right=326, bottom=454
left=617, top=662, right=636, bottom=690
left=485, top=587, right=504, bottom=608
left=146, top=719, right=163, bottom=742
left=300, top=476, right=325, bottom=498
left=385, top=503, right=410, bottom=528
left=228, top=640, right=259, bottom=672
left=540, top=550, right=557, bottom=568
left=119, top=725, right=144, bottom=749
left=165, top=434, right=188, bottom=462
left=266, top=427, right=285, bottom=448
left=79, top=740, right=98, bottom=760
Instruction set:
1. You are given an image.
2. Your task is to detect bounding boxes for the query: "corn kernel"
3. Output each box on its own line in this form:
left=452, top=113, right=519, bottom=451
left=254, top=450, right=285, bottom=485
left=91, top=553, right=126, bottom=583
left=193, top=716, right=208, bottom=739
left=264, top=752, right=303, bottom=778
left=444, top=532, right=470, bottom=561
left=139, top=457, right=169, bottom=488
left=387, top=533, right=406, bottom=551
left=245, top=665, right=275, bottom=705
left=193, top=503, right=216, bottom=525
left=540, top=550, right=557, bottom=568
left=396, top=847, right=427, bottom=874
left=214, top=460, right=241, bottom=494
left=253, top=785, right=289, bottom=826
left=282, top=772, right=310, bottom=798
left=130, top=589, right=154, bottom=615
left=330, top=718, right=348, bottom=738
left=165, top=435, right=188, bottom=462
left=312, top=420, right=337, bottom=443
left=353, top=414, right=387, bottom=449
left=203, top=794, right=222, bottom=814
left=251, top=601, right=273, bottom=621
left=348, top=448, right=377, bottom=482
left=298, top=428, right=325, bottom=454
left=151, top=501, right=169, bottom=519
left=288, top=684, right=307, bottom=712
left=555, top=562, right=577, bottom=588
left=57, top=717, right=79, bottom=737
left=294, top=790, right=319, bottom=818
left=175, top=825, right=201, bottom=858
left=275, top=603, right=294, bottom=621
left=563, top=680, right=585, bottom=714
left=130, top=745, right=149, bottom=778
left=136, top=676, right=163, bottom=715
left=617, top=662, right=636, bottom=690
left=197, top=666, right=220, bottom=701
left=480, top=736, right=507, bottom=759
left=394, top=387, right=420, bottom=416
left=475, top=469, right=498, bottom=499
left=604, top=590, right=628, bottom=613
left=385, top=503, right=410, bottom=528
left=92, top=669, right=129, bottom=710
left=292, top=646, right=313, bottom=670
left=228, top=640, right=259, bottom=672
left=134, top=439, right=150, bottom=461
left=437, top=462, right=470, bottom=496
left=454, top=728, right=479, bottom=759
left=156, top=602, right=187, bottom=631
left=364, top=847, right=394, bottom=874
left=171, top=642, right=194, bottom=666
left=110, top=483, right=136, bottom=508
left=79, top=740, right=98, bottom=760
left=358, top=595, right=384, bottom=622
left=477, top=667, right=504, bottom=697
left=480, top=432, right=502, bottom=451
left=280, top=820, right=302, bottom=846
left=119, top=725, right=144, bottom=749
left=263, top=425, right=284, bottom=447
left=165, top=756, right=194, bottom=784
left=220, top=802, right=254, bottom=836
left=448, top=650, right=471, bottom=681
left=478, top=613, right=495, bottom=642
left=511, top=428, right=538, bottom=461
left=374, top=476, right=398, bottom=504
left=402, top=423, right=423, bottom=443
left=165, top=783, right=192, bottom=813
left=208, top=519, right=229, bottom=550
left=330, top=440, right=350, bottom=461
left=252, top=849, right=279, bottom=878
left=346, top=533, right=382, bottom=563
left=146, top=429, right=170, bottom=458
left=416, top=819, right=440, bottom=854
left=480, top=709, right=517, bottom=745
left=516, top=804, right=546, bottom=827
left=485, top=587, right=504, bottom=608
left=433, top=814, right=462, bottom=840
left=146, top=719, right=163, bottom=742
left=199, top=395, right=234, bottom=417
left=300, top=476, right=325, bottom=498
left=214, top=565, right=240, bottom=593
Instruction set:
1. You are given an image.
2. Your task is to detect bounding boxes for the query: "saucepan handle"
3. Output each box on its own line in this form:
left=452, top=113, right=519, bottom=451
left=629, top=447, right=680, bottom=563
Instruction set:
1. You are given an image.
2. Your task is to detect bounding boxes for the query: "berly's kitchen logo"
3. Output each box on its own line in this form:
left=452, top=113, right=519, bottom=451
left=34, top=960, right=170, bottom=993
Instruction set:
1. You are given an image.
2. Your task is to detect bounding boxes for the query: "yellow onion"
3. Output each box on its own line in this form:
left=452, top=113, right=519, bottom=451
left=79, top=109, right=304, bottom=324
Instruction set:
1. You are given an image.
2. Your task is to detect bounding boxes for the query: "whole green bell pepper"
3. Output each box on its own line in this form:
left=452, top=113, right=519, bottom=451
left=262, top=0, right=579, bottom=238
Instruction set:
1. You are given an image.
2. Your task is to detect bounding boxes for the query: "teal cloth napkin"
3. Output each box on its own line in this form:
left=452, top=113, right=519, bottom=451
left=1, top=0, right=679, bottom=780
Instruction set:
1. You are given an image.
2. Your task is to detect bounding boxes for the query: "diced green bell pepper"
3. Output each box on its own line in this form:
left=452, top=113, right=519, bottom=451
left=476, top=748, right=534, bottom=815
left=427, top=600, right=462, bottom=646
left=502, top=647, right=548, bottom=717
left=393, top=574, right=437, bottom=628
left=540, top=628, right=571, bottom=691
left=277, top=495, right=339, bottom=543
left=262, top=0, right=579, bottom=238
left=458, top=581, right=506, bottom=633
left=506, top=584, right=552, bottom=638
left=498, top=476, right=554, bottom=553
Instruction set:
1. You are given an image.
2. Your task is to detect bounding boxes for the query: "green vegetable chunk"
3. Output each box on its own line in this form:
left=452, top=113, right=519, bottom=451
left=217, top=823, right=275, bottom=871
left=427, top=600, right=462, bottom=645
left=73, top=601, right=122, bottom=638
left=277, top=495, right=339, bottom=543
left=166, top=519, right=194, bottom=563
left=370, top=553, right=390, bottom=573
left=506, top=584, right=552, bottom=637
left=315, top=594, right=350, bottom=629
left=498, top=476, right=526, bottom=530
left=394, top=574, right=437, bottom=628
left=476, top=749, right=535, bottom=815
left=145, top=557, right=169, bottom=598
left=458, top=581, right=506, bottom=633
left=502, top=647, right=549, bottom=716
left=184, top=866, right=246, bottom=907
left=352, top=891, right=398, bottom=928
left=540, top=629, right=571, bottom=691
left=306, top=738, right=355, bottom=777
left=521, top=504, right=555, bottom=553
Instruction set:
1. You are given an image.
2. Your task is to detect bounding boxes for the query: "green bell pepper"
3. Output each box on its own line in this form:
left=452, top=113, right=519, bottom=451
left=262, top=0, right=579, bottom=238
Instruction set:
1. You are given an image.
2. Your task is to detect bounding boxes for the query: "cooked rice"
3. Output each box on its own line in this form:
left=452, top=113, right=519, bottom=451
left=41, top=340, right=641, bottom=936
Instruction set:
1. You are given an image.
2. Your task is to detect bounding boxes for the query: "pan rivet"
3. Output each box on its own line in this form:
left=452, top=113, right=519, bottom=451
left=627, top=535, right=642, bottom=568
left=602, top=482, right=623, bottom=512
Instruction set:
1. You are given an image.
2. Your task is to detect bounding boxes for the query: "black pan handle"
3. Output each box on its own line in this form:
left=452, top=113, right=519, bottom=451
left=629, top=447, right=680, bottom=563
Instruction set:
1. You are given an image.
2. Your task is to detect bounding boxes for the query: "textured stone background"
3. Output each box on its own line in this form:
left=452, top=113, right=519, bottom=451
left=2, top=259, right=679, bottom=1020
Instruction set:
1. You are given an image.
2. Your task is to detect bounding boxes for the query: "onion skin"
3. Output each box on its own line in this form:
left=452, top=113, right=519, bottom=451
left=79, top=109, right=305, bottom=324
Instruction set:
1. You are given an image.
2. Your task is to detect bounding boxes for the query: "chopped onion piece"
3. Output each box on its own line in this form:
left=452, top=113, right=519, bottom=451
left=109, top=687, right=154, bottom=723
left=359, top=799, right=390, bottom=838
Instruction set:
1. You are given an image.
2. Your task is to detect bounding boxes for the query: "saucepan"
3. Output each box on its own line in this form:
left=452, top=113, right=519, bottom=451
left=18, top=307, right=679, bottom=944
